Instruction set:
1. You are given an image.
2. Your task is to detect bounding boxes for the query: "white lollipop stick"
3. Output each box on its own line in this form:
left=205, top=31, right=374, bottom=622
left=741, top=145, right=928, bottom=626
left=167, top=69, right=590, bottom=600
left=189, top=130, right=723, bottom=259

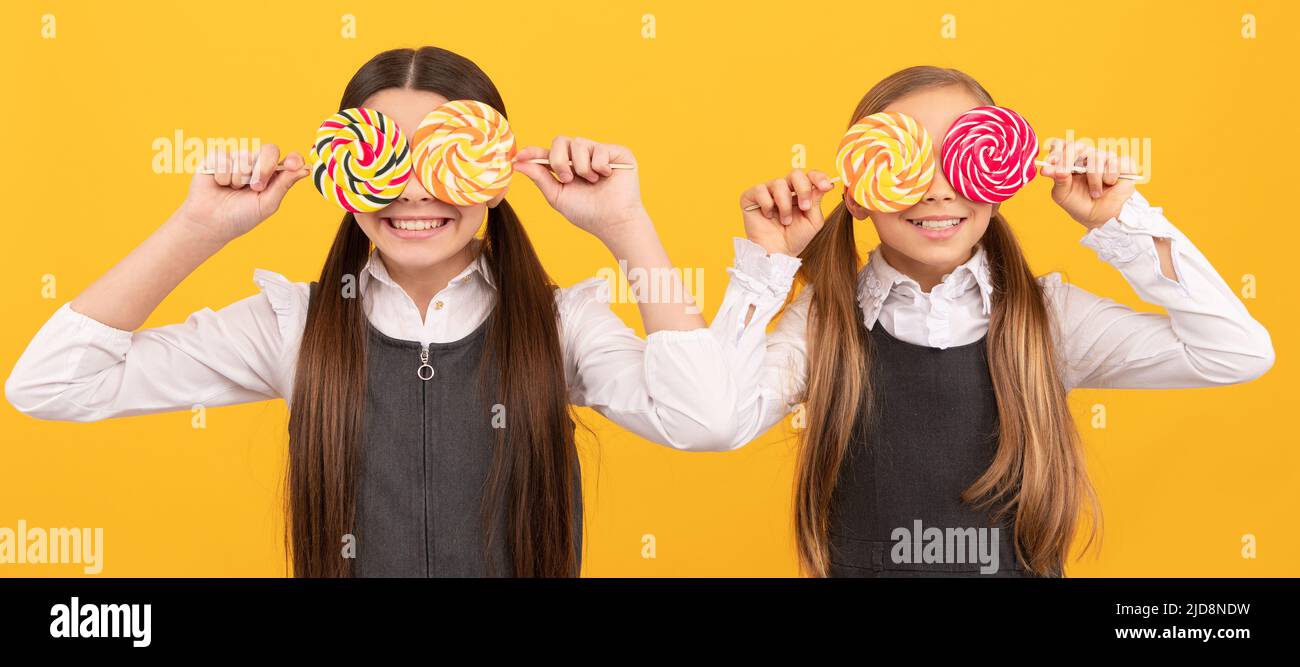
left=1034, top=160, right=1142, bottom=181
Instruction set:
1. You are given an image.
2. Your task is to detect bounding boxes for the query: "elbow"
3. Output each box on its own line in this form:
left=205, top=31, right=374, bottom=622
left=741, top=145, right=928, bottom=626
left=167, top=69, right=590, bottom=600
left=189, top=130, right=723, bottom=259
left=1235, top=338, right=1276, bottom=384
left=1191, top=335, right=1276, bottom=386
left=660, top=403, right=750, bottom=453
left=5, top=368, right=44, bottom=418
left=1231, top=325, right=1276, bottom=384
left=4, top=367, right=83, bottom=422
left=676, top=422, right=747, bottom=453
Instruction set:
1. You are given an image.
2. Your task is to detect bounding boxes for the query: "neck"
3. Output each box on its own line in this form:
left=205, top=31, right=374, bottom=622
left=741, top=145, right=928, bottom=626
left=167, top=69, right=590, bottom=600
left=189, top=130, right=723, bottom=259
left=877, top=244, right=975, bottom=293
left=378, top=239, right=482, bottom=321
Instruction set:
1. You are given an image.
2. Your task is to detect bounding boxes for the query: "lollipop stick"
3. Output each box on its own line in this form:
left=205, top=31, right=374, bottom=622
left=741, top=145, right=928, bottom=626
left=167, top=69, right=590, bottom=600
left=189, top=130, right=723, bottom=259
left=526, top=158, right=635, bottom=170
left=196, top=163, right=306, bottom=175
left=742, top=177, right=842, bottom=212
left=1034, top=160, right=1142, bottom=181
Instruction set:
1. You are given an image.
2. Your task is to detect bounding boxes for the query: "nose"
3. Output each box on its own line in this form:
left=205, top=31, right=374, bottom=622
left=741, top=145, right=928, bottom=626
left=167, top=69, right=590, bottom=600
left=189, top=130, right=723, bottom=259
left=922, top=163, right=957, bottom=204
left=399, top=173, right=435, bottom=203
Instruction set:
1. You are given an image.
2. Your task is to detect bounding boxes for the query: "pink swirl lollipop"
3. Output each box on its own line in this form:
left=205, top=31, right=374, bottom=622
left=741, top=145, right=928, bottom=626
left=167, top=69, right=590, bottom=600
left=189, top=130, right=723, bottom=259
left=940, top=105, right=1038, bottom=204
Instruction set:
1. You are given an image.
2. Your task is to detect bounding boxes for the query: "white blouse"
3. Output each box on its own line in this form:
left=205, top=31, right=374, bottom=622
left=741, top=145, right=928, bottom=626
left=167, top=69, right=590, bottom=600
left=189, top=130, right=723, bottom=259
left=710, top=190, right=1275, bottom=451
left=4, top=246, right=740, bottom=451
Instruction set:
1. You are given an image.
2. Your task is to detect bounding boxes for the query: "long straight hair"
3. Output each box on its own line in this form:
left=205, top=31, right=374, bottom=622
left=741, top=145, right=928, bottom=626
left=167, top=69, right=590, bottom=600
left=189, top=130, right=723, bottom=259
left=794, top=66, right=1099, bottom=577
left=286, top=47, right=579, bottom=577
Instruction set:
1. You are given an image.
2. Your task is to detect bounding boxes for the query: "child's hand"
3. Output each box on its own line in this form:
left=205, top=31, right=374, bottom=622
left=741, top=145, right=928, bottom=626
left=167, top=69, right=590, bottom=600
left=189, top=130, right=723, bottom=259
left=513, top=138, right=647, bottom=244
left=177, top=145, right=310, bottom=246
left=1040, top=139, right=1137, bottom=229
left=740, top=169, right=834, bottom=257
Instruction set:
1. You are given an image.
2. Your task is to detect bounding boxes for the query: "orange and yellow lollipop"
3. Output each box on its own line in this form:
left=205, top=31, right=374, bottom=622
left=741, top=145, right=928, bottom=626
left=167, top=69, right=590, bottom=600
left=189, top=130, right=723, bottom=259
left=836, top=111, right=936, bottom=213
left=411, top=100, right=517, bottom=206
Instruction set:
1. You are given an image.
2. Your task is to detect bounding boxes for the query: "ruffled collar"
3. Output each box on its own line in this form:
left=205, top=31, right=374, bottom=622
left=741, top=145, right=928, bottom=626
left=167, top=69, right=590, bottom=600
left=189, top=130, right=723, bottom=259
left=855, top=244, right=994, bottom=331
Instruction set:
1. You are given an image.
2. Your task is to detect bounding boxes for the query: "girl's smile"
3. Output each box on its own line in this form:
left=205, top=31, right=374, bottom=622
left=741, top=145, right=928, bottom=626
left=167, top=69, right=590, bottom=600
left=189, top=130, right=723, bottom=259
left=379, top=215, right=458, bottom=240
left=903, top=214, right=967, bottom=240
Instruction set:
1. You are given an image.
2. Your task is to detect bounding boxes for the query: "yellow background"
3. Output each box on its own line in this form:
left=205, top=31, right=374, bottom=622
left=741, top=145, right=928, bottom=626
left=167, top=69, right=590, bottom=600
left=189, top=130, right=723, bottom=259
left=1, top=0, right=1295, bottom=576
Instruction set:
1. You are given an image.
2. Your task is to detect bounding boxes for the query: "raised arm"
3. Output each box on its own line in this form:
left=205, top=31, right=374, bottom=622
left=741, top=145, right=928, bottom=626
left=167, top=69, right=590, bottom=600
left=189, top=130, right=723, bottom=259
left=515, top=137, right=752, bottom=449
left=5, top=147, right=310, bottom=420
left=1038, top=142, right=1273, bottom=390
left=1044, top=191, right=1274, bottom=389
left=514, top=138, right=703, bottom=333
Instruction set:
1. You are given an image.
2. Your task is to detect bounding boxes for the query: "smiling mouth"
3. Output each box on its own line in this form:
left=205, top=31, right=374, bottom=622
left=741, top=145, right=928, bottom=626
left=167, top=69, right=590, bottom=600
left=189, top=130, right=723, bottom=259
left=905, top=217, right=965, bottom=229
left=382, top=217, right=452, bottom=231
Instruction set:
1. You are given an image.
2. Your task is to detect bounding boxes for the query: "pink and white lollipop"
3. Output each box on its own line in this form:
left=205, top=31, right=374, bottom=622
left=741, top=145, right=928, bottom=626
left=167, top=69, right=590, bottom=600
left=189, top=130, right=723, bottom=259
left=940, top=105, right=1038, bottom=204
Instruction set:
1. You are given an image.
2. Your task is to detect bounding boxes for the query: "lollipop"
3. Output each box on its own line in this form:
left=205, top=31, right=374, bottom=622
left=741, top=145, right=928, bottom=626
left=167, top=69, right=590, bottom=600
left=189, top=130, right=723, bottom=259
left=940, top=105, right=1037, bottom=204
left=411, top=100, right=517, bottom=206
left=309, top=108, right=413, bottom=213
left=836, top=111, right=936, bottom=213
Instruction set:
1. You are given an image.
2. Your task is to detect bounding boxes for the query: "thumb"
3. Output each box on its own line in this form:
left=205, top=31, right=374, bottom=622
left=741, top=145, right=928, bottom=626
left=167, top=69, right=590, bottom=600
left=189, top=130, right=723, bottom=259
left=260, top=153, right=310, bottom=207
left=1039, top=140, right=1072, bottom=201
left=1049, top=169, right=1074, bottom=202
left=513, top=148, right=561, bottom=202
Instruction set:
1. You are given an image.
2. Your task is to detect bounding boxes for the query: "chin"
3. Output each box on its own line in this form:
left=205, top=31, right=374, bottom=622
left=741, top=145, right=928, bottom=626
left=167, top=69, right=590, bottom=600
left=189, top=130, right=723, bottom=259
left=907, top=243, right=978, bottom=267
left=374, top=240, right=462, bottom=270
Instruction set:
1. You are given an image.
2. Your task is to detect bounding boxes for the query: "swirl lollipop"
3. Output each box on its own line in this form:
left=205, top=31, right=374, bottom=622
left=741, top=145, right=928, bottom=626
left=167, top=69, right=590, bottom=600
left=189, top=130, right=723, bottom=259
left=309, top=108, right=413, bottom=213
left=411, top=100, right=517, bottom=206
left=940, top=105, right=1038, bottom=204
left=836, top=111, right=936, bottom=213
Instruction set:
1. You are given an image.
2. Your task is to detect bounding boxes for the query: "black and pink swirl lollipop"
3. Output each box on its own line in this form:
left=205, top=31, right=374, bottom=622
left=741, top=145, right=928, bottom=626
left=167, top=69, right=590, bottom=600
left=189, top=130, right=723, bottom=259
left=940, top=105, right=1038, bottom=204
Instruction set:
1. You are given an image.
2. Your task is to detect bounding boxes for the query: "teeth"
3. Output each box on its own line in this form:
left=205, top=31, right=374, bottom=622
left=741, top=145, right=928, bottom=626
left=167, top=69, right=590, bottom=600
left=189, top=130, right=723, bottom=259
left=909, top=218, right=962, bottom=229
left=389, top=219, right=447, bottom=231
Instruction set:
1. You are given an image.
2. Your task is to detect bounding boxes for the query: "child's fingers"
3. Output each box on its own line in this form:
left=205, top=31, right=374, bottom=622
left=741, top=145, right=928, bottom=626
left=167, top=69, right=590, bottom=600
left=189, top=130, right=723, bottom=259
left=1040, top=139, right=1060, bottom=178
left=229, top=151, right=244, bottom=189
left=549, top=136, right=574, bottom=183
left=604, top=143, right=636, bottom=170
left=197, top=149, right=219, bottom=184
left=212, top=149, right=233, bottom=187
left=788, top=169, right=814, bottom=211
left=591, top=143, right=612, bottom=177
left=809, top=169, right=835, bottom=191
left=742, top=184, right=777, bottom=220
left=1117, top=154, right=1137, bottom=180
left=1080, top=145, right=1103, bottom=198
left=1102, top=152, right=1119, bottom=188
left=769, top=178, right=794, bottom=225
left=261, top=155, right=309, bottom=203
left=283, top=151, right=306, bottom=172
left=570, top=137, right=596, bottom=183
left=233, top=150, right=256, bottom=189
left=250, top=143, right=280, bottom=192
left=513, top=147, right=563, bottom=202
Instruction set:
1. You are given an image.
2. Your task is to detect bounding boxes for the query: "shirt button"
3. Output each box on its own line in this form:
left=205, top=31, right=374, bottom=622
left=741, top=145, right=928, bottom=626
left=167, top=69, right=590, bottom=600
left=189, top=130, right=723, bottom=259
left=433, top=300, right=445, bottom=311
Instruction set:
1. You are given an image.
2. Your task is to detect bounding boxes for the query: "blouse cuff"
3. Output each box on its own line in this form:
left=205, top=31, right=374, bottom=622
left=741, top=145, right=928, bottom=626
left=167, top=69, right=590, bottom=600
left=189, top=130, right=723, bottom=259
left=1080, top=190, right=1178, bottom=262
left=728, top=237, right=802, bottom=297
left=61, top=301, right=134, bottom=349
left=1079, top=190, right=1189, bottom=295
left=252, top=268, right=306, bottom=343
left=34, top=302, right=135, bottom=384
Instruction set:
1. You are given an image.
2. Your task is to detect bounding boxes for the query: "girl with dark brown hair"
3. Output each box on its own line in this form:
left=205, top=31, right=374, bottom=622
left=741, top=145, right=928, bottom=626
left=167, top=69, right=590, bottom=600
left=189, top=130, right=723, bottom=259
left=6, top=46, right=733, bottom=577
left=712, top=66, right=1274, bottom=577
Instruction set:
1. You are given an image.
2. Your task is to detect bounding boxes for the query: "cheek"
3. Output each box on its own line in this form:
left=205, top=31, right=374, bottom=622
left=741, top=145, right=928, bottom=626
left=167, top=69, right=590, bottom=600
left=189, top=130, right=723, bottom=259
left=458, top=206, right=488, bottom=235
left=867, top=213, right=907, bottom=241
left=351, top=213, right=382, bottom=240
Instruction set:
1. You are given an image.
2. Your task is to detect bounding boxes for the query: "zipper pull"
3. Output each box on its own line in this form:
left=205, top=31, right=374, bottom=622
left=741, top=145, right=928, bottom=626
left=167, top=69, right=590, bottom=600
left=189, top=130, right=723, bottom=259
left=416, top=345, right=434, bottom=381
